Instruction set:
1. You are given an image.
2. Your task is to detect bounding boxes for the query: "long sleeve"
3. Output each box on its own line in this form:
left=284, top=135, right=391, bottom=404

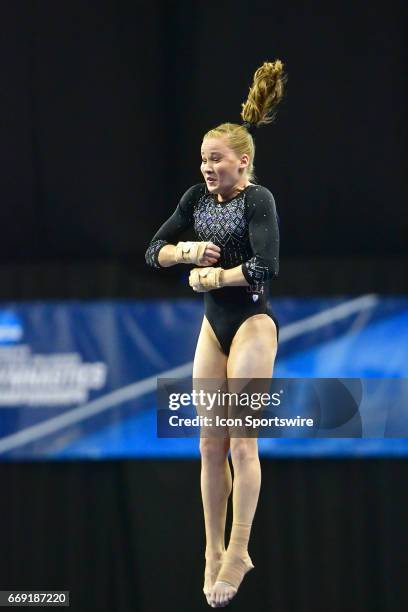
left=241, top=186, right=280, bottom=290
left=145, top=184, right=203, bottom=269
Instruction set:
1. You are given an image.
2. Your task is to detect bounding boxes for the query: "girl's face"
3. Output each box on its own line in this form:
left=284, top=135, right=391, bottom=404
left=200, top=137, right=249, bottom=195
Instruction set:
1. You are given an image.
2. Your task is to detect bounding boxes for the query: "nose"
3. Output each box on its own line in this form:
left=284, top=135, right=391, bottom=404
left=202, top=160, right=214, bottom=170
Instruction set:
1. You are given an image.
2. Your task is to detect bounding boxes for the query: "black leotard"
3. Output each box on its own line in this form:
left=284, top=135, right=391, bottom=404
left=145, top=183, right=280, bottom=356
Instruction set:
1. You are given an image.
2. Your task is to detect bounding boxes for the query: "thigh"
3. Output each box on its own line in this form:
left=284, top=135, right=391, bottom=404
left=193, top=315, right=228, bottom=378
left=193, top=316, right=229, bottom=437
left=226, top=315, right=277, bottom=436
left=227, top=313, right=278, bottom=379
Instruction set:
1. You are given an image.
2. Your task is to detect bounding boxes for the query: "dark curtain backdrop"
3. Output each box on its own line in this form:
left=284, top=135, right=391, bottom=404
left=0, top=0, right=406, bottom=268
left=0, top=459, right=407, bottom=612
left=0, top=3, right=407, bottom=612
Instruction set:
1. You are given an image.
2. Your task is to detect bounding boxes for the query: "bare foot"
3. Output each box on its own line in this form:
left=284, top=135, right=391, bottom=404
left=209, top=552, right=254, bottom=608
left=203, top=551, right=225, bottom=606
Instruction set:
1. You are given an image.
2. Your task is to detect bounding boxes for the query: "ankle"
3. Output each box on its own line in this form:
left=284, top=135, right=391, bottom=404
left=205, top=548, right=225, bottom=559
left=225, top=547, right=249, bottom=558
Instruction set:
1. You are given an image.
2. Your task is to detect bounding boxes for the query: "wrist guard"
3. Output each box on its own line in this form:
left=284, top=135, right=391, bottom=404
left=189, top=267, right=223, bottom=292
left=175, top=241, right=210, bottom=265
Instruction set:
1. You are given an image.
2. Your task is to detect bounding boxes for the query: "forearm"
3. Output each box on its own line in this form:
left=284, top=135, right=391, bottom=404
left=157, top=244, right=177, bottom=267
left=220, top=265, right=249, bottom=288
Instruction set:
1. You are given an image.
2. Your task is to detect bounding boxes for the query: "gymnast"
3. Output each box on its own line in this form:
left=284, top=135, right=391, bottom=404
left=145, top=59, right=287, bottom=608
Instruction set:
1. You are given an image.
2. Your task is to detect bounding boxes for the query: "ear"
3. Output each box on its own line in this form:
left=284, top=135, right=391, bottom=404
left=239, top=154, right=250, bottom=169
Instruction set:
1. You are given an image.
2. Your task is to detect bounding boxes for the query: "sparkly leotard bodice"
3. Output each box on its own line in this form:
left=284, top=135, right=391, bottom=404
left=145, top=183, right=279, bottom=294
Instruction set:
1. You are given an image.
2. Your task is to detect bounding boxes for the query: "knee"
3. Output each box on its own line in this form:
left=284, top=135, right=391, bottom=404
left=230, top=438, right=258, bottom=465
left=199, top=437, right=230, bottom=464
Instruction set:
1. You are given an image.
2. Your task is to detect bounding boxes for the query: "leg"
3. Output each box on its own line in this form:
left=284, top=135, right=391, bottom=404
left=210, top=314, right=278, bottom=608
left=193, top=316, right=232, bottom=604
left=227, top=312, right=278, bottom=379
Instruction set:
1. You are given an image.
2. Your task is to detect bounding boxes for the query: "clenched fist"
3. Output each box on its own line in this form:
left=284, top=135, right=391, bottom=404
left=189, top=266, right=223, bottom=292
left=175, top=241, right=221, bottom=266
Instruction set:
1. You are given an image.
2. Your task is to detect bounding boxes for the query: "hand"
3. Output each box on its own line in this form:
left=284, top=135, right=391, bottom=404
left=189, top=266, right=223, bottom=292
left=175, top=241, right=221, bottom=266
left=197, top=241, right=221, bottom=267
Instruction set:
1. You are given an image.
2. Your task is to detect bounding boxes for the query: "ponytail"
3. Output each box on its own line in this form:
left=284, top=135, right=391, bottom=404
left=241, top=60, right=288, bottom=128
left=203, top=60, right=288, bottom=182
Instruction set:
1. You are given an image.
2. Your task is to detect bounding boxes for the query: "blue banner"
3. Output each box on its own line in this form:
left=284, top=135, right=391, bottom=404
left=0, top=296, right=407, bottom=459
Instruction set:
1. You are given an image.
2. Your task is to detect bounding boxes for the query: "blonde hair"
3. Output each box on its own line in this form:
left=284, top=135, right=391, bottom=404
left=203, top=60, right=287, bottom=182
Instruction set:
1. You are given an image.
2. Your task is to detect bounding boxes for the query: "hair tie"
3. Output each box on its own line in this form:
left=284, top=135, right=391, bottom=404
left=242, top=121, right=257, bottom=136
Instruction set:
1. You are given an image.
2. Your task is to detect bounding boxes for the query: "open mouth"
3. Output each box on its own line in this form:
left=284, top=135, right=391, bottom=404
left=206, top=177, right=217, bottom=184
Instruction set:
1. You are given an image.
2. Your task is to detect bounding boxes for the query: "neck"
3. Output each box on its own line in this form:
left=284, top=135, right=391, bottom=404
left=217, top=180, right=252, bottom=203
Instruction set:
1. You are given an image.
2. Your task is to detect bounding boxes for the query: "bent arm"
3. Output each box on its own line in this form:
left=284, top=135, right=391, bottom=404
left=221, top=187, right=280, bottom=288
left=144, top=185, right=200, bottom=269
